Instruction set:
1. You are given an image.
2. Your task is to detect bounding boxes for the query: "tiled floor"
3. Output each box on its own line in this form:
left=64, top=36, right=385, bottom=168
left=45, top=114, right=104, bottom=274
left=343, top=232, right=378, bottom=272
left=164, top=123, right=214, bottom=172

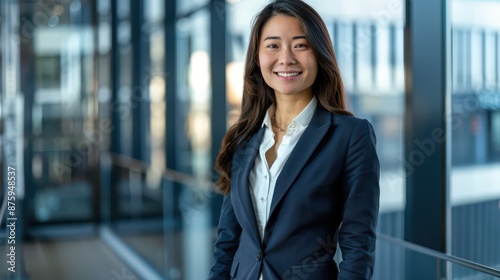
left=1, top=238, right=138, bottom=280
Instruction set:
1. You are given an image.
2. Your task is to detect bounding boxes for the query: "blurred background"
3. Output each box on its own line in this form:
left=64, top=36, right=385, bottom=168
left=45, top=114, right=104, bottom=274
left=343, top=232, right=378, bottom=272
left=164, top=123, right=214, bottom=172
left=1, top=0, right=500, bottom=279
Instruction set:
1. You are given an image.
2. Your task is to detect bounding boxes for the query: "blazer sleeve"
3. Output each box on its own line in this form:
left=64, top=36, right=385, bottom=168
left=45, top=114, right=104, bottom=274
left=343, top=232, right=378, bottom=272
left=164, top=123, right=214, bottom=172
left=338, top=119, right=380, bottom=280
left=208, top=192, right=242, bottom=280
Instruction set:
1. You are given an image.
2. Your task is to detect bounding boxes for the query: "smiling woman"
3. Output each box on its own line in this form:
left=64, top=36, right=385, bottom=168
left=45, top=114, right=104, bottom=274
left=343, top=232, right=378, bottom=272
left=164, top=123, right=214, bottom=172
left=209, top=1, right=380, bottom=280
left=258, top=15, right=317, bottom=101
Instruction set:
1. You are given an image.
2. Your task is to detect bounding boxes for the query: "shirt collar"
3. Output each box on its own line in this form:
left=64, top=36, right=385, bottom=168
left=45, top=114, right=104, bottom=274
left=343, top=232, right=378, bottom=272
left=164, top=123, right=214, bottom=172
left=262, top=109, right=273, bottom=128
left=261, top=96, right=317, bottom=129
left=294, top=95, right=317, bottom=128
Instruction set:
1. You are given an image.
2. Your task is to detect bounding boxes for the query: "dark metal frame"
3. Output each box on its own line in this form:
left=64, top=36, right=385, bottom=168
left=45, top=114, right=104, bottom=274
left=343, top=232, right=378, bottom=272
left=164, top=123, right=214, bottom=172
left=88, top=0, right=102, bottom=228
left=209, top=0, right=227, bottom=225
left=109, top=0, right=121, bottom=222
left=131, top=0, right=150, bottom=162
left=404, top=0, right=451, bottom=278
left=165, top=0, right=177, bottom=173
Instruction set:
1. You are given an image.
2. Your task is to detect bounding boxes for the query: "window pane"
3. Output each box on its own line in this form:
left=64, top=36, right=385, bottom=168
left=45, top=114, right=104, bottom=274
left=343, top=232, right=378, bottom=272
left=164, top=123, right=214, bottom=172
left=24, top=0, right=97, bottom=223
left=451, top=0, right=500, bottom=268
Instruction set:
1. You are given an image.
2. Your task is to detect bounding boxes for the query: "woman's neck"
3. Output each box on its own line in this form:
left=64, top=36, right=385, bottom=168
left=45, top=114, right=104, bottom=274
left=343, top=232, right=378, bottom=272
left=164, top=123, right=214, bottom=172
left=272, top=93, right=313, bottom=130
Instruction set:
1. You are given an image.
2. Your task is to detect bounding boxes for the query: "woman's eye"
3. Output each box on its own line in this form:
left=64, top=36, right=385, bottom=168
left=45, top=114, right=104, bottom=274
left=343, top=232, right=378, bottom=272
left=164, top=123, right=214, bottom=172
left=295, top=43, right=307, bottom=48
left=267, top=44, right=278, bottom=49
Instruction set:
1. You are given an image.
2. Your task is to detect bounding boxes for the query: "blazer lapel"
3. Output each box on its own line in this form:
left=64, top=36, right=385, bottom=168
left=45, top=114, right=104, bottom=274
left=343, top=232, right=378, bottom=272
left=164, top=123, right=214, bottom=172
left=269, top=106, right=333, bottom=217
left=233, top=127, right=265, bottom=243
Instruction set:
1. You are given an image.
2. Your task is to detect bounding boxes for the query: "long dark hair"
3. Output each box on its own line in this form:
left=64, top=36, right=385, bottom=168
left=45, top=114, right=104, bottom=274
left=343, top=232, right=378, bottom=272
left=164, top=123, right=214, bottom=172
left=215, top=0, right=352, bottom=194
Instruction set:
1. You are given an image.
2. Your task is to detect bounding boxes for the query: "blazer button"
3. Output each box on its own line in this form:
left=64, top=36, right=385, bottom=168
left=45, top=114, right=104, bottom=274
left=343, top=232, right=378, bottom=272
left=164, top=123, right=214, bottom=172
left=256, top=251, right=262, bottom=261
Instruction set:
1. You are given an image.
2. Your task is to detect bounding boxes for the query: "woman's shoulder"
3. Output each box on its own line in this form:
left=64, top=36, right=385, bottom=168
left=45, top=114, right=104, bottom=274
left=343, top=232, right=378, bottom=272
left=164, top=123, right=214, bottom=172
left=331, top=112, right=369, bottom=126
left=330, top=112, right=375, bottom=135
left=313, top=104, right=373, bottom=131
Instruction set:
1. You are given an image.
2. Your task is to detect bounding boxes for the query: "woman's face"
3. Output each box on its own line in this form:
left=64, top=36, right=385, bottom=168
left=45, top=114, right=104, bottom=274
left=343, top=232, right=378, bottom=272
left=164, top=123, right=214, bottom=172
left=258, top=15, right=318, bottom=99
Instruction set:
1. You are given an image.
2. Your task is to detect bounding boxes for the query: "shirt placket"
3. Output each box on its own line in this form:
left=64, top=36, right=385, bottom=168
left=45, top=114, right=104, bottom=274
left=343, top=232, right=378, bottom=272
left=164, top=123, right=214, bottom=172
left=258, top=134, right=273, bottom=238
left=259, top=167, right=270, bottom=237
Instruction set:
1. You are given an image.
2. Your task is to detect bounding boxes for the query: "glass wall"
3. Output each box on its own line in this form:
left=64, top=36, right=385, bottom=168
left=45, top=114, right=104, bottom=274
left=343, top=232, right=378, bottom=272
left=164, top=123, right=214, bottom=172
left=450, top=0, right=500, bottom=274
left=18, top=0, right=98, bottom=225
left=176, top=0, right=212, bottom=177
left=99, top=0, right=216, bottom=279
left=97, top=0, right=166, bottom=275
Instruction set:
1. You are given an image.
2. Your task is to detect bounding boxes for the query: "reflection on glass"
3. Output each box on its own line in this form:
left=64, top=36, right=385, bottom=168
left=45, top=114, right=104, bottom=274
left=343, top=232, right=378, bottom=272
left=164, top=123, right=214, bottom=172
left=148, top=2, right=166, bottom=190
left=226, top=61, right=245, bottom=127
left=103, top=0, right=170, bottom=275
left=27, top=0, right=97, bottom=223
left=450, top=0, right=500, bottom=270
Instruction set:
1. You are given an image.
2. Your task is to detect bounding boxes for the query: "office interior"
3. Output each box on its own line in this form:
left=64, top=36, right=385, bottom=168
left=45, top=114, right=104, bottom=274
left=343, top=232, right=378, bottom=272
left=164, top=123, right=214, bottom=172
left=1, top=0, right=500, bottom=279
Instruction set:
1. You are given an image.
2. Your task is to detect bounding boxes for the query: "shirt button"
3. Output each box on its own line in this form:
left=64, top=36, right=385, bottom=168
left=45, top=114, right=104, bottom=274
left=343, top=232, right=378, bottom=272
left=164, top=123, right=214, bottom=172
left=260, top=197, right=265, bottom=202
left=264, top=175, right=268, bottom=180
left=256, top=252, right=263, bottom=261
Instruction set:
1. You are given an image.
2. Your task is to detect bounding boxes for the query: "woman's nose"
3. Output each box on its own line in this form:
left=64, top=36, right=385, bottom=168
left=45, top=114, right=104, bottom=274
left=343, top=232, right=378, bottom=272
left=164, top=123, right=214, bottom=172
left=279, top=50, right=297, bottom=65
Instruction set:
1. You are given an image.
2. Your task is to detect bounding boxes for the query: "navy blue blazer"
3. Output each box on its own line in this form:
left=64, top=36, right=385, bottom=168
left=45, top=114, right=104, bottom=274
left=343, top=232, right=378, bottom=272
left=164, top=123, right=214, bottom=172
left=209, top=105, right=380, bottom=280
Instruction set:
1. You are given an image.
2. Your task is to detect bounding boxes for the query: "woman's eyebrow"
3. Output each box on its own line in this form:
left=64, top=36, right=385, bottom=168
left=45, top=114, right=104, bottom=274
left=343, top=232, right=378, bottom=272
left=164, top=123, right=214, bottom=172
left=263, top=35, right=307, bottom=41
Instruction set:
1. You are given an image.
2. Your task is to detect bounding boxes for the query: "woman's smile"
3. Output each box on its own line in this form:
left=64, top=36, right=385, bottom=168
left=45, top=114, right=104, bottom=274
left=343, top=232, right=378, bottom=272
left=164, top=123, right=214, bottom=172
left=275, top=71, right=302, bottom=79
left=258, top=15, right=317, bottom=98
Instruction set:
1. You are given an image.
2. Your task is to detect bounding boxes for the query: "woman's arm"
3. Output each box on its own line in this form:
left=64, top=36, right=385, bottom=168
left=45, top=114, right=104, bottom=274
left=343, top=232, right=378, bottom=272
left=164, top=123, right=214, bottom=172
left=338, top=119, right=380, bottom=280
left=208, top=193, right=242, bottom=280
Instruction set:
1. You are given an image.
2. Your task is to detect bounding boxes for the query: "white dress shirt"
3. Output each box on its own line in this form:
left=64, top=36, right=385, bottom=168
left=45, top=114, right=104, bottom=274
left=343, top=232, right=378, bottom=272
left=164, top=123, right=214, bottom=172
left=249, top=96, right=317, bottom=241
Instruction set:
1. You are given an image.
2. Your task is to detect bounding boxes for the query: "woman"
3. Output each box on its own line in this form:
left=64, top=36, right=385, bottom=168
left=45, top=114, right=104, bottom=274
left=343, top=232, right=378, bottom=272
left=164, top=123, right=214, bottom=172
left=209, top=1, right=379, bottom=279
